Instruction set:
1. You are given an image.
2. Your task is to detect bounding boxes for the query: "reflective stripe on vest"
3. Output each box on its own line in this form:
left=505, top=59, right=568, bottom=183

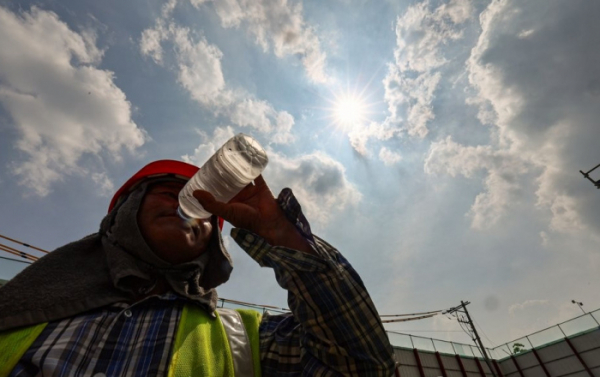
left=169, top=305, right=261, bottom=377
left=217, top=308, right=255, bottom=377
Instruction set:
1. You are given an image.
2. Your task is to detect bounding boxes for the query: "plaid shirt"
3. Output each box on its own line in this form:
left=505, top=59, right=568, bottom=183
left=10, top=189, right=395, bottom=376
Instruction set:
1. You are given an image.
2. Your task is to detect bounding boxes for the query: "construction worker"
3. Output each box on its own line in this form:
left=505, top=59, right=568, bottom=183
left=0, top=160, right=395, bottom=376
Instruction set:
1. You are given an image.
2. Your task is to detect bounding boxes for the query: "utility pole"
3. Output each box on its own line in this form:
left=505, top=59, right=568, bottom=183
left=444, top=301, right=497, bottom=377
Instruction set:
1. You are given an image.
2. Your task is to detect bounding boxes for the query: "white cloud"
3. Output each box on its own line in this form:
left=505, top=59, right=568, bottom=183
left=140, top=8, right=295, bottom=144
left=140, top=23, right=167, bottom=64
left=230, top=99, right=276, bottom=133
left=182, top=126, right=236, bottom=165
left=271, top=111, right=295, bottom=145
left=350, top=0, right=473, bottom=155
left=465, top=0, right=600, bottom=236
left=265, top=151, right=362, bottom=225
left=508, top=299, right=549, bottom=317
left=539, top=231, right=549, bottom=247
left=91, top=172, right=115, bottom=197
left=394, top=0, right=472, bottom=73
left=425, top=137, right=494, bottom=178
left=191, top=0, right=328, bottom=83
left=379, top=147, right=402, bottom=166
left=0, top=6, right=146, bottom=196
left=139, top=0, right=178, bottom=64
left=425, top=136, right=528, bottom=229
left=347, top=128, right=371, bottom=157
left=383, top=69, right=442, bottom=139
left=171, top=26, right=227, bottom=106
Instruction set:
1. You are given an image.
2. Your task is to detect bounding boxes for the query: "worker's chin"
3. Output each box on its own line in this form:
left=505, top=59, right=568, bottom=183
left=153, top=241, right=207, bottom=265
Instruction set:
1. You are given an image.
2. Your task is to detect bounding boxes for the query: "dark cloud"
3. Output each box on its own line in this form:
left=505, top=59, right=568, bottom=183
left=462, top=0, right=600, bottom=234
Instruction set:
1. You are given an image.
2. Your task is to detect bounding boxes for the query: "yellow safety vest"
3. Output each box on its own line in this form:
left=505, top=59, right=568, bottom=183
left=0, top=306, right=261, bottom=377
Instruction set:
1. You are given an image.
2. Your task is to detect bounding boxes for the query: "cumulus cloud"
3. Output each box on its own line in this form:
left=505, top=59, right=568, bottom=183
left=0, top=6, right=146, bottom=196
left=379, top=147, right=402, bottom=166
left=384, top=69, right=442, bottom=139
left=191, top=0, right=328, bottom=83
left=140, top=4, right=295, bottom=144
left=394, top=0, right=472, bottom=73
left=172, top=27, right=227, bottom=106
left=508, top=299, right=549, bottom=317
left=181, top=126, right=236, bottom=164
left=425, top=136, right=528, bottom=229
left=351, top=0, right=473, bottom=157
left=265, top=151, right=361, bottom=225
left=463, top=0, right=600, bottom=235
left=91, top=172, right=115, bottom=197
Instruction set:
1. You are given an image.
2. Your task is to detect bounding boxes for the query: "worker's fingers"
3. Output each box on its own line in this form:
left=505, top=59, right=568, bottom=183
left=193, top=190, right=231, bottom=219
left=193, top=190, right=258, bottom=229
left=229, top=175, right=268, bottom=204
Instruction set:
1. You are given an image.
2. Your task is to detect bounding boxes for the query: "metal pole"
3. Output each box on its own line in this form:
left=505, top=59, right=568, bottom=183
left=461, top=301, right=497, bottom=377
left=572, top=300, right=587, bottom=315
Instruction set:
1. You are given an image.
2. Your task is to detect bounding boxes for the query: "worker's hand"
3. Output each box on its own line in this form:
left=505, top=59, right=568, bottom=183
left=193, top=176, right=313, bottom=254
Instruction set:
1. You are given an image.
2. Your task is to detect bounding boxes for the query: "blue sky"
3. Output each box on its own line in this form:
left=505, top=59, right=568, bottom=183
left=1, top=0, right=599, bottom=347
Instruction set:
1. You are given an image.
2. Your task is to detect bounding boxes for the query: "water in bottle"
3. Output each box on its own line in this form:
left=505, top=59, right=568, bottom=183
left=177, top=133, right=269, bottom=220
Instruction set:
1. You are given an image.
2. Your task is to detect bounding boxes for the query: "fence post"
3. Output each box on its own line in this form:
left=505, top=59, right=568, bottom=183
left=435, top=352, right=448, bottom=377
left=565, top=337, right=594, bottom=377
left=492, top=360, right=504, bottom=377
left=413, top=349, right=425, bottom=377
left=474, top=357, right=486, bottom=377
left=527, top=336, right=550, bottom=377
left=454, top=355, right=467, bottom=377
left=510, top=355, right=525, bottom=377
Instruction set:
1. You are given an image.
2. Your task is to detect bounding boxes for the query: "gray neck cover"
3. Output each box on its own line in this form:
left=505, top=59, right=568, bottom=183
left=0, top=178, right=233, bottom=331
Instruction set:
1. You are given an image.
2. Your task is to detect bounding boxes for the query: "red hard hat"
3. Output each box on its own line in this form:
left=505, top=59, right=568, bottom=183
left=108, top=160, right=223, bottom=229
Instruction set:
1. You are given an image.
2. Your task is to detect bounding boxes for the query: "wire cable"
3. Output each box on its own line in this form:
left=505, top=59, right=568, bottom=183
left=380, top=310, right=442, bottom=317
left=386, top=330, right=464, bottom=334
left=0, top=245, right=38, bottom=261
left=0, top=255, right=33, bottom=264
left=473, top=317, right=495, bottom=347
left=0, top=242, right=39, bottom=257
left=457, top=316, right=474, bottom=341
left=381, top=313, right=438, bottom=323
left=0, top=243, right=39, bottom=260
left=0, top=234, right=48, bottom=254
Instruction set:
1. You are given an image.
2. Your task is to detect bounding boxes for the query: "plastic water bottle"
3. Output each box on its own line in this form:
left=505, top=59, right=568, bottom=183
left=177, top=133, right=269, bottom=220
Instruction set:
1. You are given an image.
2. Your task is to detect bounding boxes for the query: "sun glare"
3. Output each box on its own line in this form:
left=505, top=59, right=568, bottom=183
left=333, top=94, right=367, bottom=129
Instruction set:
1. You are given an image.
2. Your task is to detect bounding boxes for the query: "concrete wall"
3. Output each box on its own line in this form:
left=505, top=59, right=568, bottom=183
left=394, top=328, right=600, bottom=377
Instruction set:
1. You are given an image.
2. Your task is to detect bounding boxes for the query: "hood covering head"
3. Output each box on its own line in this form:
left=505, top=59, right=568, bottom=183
left=0, top=163, right=233, bottom=332
left=102, top=177, right=233, bottom=301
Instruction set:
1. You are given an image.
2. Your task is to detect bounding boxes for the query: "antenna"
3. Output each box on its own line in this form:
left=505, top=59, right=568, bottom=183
left=580, top=163, right=600, bottom=189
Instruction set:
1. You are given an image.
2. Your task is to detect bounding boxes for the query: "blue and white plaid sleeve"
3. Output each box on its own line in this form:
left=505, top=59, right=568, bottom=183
left=231, top=188, right=396, bottom=377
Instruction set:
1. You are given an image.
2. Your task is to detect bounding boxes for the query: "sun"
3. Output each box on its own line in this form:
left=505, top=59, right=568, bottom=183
left=332, top=94, right=368, bottom=130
